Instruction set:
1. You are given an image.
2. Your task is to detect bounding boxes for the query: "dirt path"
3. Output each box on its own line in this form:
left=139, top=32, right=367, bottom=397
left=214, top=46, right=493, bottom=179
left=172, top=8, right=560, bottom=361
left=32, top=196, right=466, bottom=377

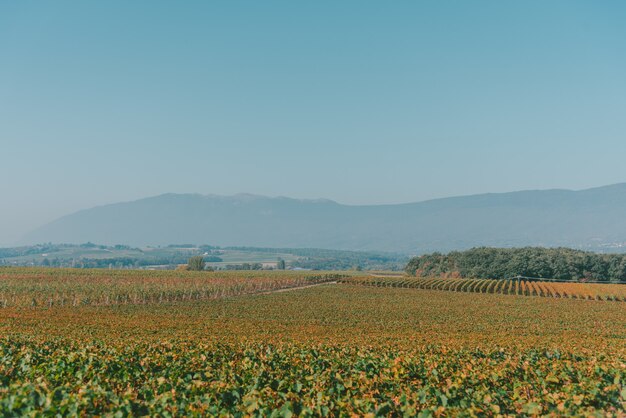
left=258, top=281, right=337, bottom=295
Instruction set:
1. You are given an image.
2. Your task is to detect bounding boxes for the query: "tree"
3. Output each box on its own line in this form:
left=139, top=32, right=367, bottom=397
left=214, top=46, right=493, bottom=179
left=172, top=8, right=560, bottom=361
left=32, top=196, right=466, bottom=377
left=187, top=256, right=205, bottom=271
left=277, top=259, right=286, bottom=270
left=404, top=247, right=626, bottom=281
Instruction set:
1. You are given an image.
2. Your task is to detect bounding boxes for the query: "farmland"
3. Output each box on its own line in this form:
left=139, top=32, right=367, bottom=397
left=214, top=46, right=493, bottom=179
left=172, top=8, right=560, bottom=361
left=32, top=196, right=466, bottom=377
left=342, top=276, right=626, bottom=301
left=0, top=244, right=407, bottom=271
left=0, top=268, right=345, bottom=308
left=0, top=268, right=625, bottom=416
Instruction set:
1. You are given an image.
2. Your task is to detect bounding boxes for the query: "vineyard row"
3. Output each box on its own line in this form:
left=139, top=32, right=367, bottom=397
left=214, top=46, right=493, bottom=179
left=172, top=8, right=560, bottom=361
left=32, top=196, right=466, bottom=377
left=0, top=273, right=345, bottom=308
left=340, top=277, right=626, bottom=302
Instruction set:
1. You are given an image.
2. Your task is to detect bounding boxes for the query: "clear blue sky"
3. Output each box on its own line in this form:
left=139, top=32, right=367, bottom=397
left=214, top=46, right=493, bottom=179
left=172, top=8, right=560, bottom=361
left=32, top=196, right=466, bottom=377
left=2, top=1, right=626, bottom=245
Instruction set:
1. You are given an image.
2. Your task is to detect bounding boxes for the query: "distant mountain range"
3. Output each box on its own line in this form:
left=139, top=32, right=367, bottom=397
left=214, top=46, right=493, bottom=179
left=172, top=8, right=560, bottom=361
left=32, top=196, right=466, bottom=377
left=23, top=184, right=626, bottom=253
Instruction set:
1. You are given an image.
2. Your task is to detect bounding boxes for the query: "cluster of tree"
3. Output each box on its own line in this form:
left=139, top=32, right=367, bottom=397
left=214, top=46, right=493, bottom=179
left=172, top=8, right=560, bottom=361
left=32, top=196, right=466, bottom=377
left=0, top=243, right=143, bottom=260
left=37, top=257, right=139, bottom=269
left=405, top=247, right=626, bottom=282
left=289, top=259, right=369, bottom=271
left=0, top=254, right=223, bottom=269
left=227, top=246, right=407, bottom=271
left=0, top=243, right=70, bottom=258
left=186, top=256, right=214, bottom=271
left=80, top=242, right=138, bottom=251
left=288, top=254, right=404, bottom=271
left=164, top=251, right=222, bottom=263
left=222, top=263, right=266, bottom=270
left=166, top=244, right=221, bottom=252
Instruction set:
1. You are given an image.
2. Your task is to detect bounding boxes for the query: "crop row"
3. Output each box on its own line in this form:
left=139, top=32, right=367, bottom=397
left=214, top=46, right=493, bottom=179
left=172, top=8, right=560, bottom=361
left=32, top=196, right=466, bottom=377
left=340, top=276, right=626, bottom=301
left=0, top=268, right=346, bottom=308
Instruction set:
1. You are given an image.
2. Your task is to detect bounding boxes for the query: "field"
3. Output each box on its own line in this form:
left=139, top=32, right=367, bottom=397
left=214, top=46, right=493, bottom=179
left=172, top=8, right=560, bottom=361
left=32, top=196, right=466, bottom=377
left=0, top=244, right=408, bottom=270
left=0, top=246, right=302, bottom=268
left=0, top=268, right=345, bottom=308
left=1, top=268, right=625, bottom=416
left=342, top=276, right=626, bottom=301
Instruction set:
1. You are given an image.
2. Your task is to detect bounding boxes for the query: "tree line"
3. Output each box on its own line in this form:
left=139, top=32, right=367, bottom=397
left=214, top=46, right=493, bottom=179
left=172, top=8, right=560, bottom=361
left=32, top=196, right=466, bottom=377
left=405, top=247, right=626, bottom=282
left=0, top=255, right=223, bottom=269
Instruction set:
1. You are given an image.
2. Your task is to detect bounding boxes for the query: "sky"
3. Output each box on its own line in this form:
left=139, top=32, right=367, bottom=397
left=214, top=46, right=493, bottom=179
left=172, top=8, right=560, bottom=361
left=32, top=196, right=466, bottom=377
left=2, top=1, right=626, bottom=246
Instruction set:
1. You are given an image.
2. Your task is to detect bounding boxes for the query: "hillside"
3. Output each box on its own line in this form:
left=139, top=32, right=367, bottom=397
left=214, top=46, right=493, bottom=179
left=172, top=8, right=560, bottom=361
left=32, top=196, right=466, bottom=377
left=22, top=184, right=626, bottom=253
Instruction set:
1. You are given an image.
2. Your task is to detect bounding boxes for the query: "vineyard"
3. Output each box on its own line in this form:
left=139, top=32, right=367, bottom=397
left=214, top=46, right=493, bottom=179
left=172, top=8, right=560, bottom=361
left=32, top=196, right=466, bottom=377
left=0, top=268, right=345, bottom=308
left=341, top=276, right=626, bottom=301
left=1, top=269, right=625, bottom=415
left=2, top=339, right=624, bottom=417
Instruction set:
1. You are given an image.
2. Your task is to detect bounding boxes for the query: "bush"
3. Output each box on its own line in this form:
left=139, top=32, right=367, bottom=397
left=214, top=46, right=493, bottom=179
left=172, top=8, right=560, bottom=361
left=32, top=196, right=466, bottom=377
left=187, top=256, right=205, bottom=271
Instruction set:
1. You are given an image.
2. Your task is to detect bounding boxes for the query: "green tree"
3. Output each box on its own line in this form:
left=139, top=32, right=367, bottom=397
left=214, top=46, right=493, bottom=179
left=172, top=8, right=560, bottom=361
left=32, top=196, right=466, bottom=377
left=187, top=256, right=205, bottom=271
left=277, top=259, right=286, bottom=270
left=405, top=247, right=626, bottom=281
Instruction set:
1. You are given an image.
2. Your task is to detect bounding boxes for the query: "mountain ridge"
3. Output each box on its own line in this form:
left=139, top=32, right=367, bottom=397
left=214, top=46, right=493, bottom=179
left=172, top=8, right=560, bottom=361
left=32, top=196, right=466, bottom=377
left=23, top=183, right=626, bottom=252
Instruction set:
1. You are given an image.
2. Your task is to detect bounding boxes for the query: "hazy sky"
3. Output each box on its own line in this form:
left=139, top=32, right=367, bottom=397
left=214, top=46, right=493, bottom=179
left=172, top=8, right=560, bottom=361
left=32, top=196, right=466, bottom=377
left=2, top=1, right=626, bottom=246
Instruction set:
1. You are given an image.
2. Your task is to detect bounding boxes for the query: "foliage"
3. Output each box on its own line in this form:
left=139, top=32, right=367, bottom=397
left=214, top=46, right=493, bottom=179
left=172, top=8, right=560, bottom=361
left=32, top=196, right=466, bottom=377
left=227, top=246, right=408, bottom=271
left=0, top=272, right=624, bottom=415
left=406, top=247, right=626, bottom=281
left=277, top=259, right=286, bottom=270
left=223, top=263, right=264, bottom=270
left=1, top=339, right=624, bottom=417
left=187, top=256, right=206, bottom=271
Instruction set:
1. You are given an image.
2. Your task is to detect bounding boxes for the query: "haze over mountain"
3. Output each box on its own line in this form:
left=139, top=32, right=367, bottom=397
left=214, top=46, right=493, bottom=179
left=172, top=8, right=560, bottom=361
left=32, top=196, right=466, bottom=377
left=22, top=184, right=626, bottom=253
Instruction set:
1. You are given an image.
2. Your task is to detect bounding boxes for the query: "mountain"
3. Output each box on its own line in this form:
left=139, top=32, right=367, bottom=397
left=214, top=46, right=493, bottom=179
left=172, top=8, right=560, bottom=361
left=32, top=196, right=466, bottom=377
left=22, top=184, right=626, bottom=253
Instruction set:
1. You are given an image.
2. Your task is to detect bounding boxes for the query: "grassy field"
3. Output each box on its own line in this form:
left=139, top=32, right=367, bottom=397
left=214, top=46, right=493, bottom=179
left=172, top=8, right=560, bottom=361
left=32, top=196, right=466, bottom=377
left=1, top=269, right=625, bottom=416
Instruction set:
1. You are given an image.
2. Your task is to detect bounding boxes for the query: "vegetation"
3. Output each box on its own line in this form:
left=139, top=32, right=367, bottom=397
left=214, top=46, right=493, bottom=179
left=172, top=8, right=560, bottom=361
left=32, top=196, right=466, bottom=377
left=2, top=339, right=624, bottom=417
left=0, top=268, right=346, bottom=308
left=277, top=258, right=286, bottom=270
left=225, top=246, right=408, bottom=271
left=222, top=263, right=264, bottom=270
left=0, top=243, right=405, bottom=270
left=343, top=276, right=626, bottom=301
left=0, top=243, right=223, bottom=269
left=0, top=270, right=624, bottom=415
left=406, top=247, right=626, bottom=281
left=187, top=256, right=206, bottom=271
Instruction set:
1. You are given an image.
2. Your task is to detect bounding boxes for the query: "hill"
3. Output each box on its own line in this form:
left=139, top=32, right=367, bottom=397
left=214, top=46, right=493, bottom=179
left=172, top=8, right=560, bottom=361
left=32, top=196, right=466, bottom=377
left=22, top=184, right=626, bottom=253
